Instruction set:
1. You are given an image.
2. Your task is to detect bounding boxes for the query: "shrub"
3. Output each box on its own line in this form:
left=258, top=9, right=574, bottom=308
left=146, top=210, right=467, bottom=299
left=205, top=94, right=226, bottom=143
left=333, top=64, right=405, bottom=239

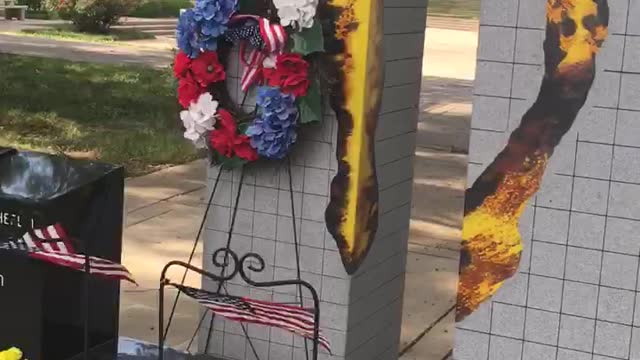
left=129, top=0, right=192, bottom=18
left=44, top=0, right=136, bottom=33
left=18, top=0, right=43, bottom=11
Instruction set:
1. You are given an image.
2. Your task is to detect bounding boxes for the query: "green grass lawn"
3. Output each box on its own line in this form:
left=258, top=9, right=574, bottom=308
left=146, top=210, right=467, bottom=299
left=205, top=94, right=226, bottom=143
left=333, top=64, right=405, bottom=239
left=14, top=25, right=155, bottom=43
left=428, top=0, right=480, bottom=19
left=0, top=54, right=199, bottom=176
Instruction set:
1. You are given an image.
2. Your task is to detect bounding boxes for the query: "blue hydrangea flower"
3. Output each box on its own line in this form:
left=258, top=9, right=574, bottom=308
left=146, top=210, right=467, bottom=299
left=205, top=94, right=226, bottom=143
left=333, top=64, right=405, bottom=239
left=246, top=87, right=299, bottom=159
left=195, top=0, right=237, bottom=49
left=176, top=9, right=201, bottom=58
left=176, top=0, right=238, bottom=57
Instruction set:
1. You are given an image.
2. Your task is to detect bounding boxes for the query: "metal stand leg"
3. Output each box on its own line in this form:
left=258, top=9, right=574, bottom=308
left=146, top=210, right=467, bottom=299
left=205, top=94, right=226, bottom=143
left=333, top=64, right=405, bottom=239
left=159, top=280, right=165, bottom=360
left=83, top=252, right=90, bottom=360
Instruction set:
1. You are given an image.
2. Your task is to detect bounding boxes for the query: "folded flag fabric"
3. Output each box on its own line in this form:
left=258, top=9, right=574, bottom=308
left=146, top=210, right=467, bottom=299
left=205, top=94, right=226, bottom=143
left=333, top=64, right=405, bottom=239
left=173, top=283, right=331, bottom=352
left=0, top=223, right=75, bottom=253
left=31, top=224, right=75, bottom=253
left=29, top=251, right=137, bottom=285
left=0, top=224, right=136, bottom=285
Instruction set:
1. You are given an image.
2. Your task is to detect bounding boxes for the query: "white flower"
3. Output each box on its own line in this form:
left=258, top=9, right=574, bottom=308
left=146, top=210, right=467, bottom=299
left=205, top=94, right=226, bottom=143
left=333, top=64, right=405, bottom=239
left=180, top=92, right=218, bottom=148
left=263, top=54, right=277, bottom=69
left=273, top=0, right=318, bottom=29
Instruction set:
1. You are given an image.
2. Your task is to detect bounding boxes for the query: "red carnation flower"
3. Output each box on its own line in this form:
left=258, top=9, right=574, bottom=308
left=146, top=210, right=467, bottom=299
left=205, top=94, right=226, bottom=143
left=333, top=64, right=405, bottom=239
left=178, top=74, right=205, bottom=109
left=209, top=109, right=258, bottom=161
left=173, top=51, right=191, bottom=78
left=191, top=51, right=226, bottom=87
left=263, top=53, right=310, bottom=97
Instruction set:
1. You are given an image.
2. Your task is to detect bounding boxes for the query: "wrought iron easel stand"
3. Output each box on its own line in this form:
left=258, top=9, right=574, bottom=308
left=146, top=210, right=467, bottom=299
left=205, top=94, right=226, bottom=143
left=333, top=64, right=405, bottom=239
left=159, top=158, right=322, bottom=360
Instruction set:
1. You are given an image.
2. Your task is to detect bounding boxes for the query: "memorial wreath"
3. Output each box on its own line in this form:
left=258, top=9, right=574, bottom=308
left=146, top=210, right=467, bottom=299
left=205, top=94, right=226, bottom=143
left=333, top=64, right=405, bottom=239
left=174, top=0, right=325, bottom=168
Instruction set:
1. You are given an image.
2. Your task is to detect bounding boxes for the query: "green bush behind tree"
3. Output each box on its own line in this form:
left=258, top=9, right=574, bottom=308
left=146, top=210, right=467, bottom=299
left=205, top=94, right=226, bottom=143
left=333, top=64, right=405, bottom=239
left=18, top=0, right=43, bottom=10
left=43, top=0, right=136, bottom=33
left=128, top=0, right=192, bottom=18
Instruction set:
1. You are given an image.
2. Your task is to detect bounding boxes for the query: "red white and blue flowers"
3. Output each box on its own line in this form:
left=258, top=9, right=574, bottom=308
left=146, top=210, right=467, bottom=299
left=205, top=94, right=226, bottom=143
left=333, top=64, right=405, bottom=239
left=174, top=0, right=323, bottom=168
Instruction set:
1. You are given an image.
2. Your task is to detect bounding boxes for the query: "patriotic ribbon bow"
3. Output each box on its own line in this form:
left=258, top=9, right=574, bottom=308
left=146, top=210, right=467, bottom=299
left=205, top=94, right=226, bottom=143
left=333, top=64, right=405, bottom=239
left=228, top=15, right=288, bottom=92
left=0, top=224, right=137, bottom=285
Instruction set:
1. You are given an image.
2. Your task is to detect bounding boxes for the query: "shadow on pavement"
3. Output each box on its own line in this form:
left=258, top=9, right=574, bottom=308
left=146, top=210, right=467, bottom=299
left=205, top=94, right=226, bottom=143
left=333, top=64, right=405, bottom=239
left=400, top=75, right=473, bottom=359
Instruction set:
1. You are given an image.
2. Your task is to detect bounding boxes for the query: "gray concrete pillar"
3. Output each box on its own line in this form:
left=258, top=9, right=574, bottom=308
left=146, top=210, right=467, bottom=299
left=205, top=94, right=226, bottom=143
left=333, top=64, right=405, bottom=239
left=199, top=1, right=427, bottom=359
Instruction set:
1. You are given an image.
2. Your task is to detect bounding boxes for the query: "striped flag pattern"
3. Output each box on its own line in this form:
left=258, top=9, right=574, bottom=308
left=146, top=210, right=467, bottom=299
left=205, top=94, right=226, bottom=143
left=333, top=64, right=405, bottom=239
left=174, top=284, right=331, bottom=352
left=23, top=223, right=75, bottom=253
left=30, top=250, right=137, bottom=285
left=230, top=16, right=288, bottom=92
left=0, top=224, right=136, bottom=284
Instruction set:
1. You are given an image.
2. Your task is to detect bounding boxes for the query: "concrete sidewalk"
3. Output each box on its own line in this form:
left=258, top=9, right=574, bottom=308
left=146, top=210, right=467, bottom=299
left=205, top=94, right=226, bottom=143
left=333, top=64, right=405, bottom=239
left=0, top=18, right=175, bottom=68
left=0, top=33, right=174, bottom=68
left=0, top=17, right=478, bottom=72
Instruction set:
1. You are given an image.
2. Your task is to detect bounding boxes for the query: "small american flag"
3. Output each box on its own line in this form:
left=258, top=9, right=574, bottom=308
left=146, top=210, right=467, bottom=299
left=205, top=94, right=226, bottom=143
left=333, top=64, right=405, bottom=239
left=0, top=224, right=136, bottom=285
left=229, top=15, right=288, bottom=92
left=0, top=224, right=74, bottom=253
left=174, top=284, right=331, bottom=352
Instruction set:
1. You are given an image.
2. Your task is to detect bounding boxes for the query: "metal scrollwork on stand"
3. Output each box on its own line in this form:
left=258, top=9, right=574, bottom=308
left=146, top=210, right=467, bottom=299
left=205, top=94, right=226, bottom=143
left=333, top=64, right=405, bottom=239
left=158, top=247, right=321, bottom=360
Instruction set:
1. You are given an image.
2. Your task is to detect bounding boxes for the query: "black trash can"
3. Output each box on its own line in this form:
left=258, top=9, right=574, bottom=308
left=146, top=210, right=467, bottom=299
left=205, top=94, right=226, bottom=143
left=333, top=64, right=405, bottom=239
left=0, top=148, right=125, bottom=360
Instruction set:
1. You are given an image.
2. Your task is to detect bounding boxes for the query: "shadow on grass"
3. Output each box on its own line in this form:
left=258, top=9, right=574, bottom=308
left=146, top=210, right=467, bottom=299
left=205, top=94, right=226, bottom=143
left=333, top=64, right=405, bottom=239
left=20, top=25, right=156, bottom=43
left=0, top=54, right=198, bottom=176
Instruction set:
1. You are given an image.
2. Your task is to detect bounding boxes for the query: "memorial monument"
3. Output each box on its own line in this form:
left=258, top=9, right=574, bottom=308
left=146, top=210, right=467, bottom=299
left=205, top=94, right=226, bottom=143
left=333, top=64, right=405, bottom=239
left=166, top=0, right=428, bottom=358
left=0, top=150, right=125, bottom=359
left=454, top=0, right=640, bottom=359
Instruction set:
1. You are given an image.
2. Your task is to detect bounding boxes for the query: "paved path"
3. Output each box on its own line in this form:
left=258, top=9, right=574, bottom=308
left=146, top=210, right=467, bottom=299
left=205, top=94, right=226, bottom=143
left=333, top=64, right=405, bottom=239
left=399, top=24, right=476, bottom=360
left=0, top=18, right=174, bottom=67
left=0, top=33, right=174, bottom=67
left=119, top=160, right=209, bottom=349
left=0, top=16, right=477, bottom=70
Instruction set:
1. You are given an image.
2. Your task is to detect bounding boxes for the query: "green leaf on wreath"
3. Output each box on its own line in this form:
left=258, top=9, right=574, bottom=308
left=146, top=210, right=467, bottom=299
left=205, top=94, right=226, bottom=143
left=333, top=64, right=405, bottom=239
left=220, top=156, right=248, bottom=170
left=298, top=79, right=322, bottom=124
left=237, top=122, right=250, bottom=134
left=291, top=22, right=325, bottom=55
left=211, top=150, right=248, bottom=170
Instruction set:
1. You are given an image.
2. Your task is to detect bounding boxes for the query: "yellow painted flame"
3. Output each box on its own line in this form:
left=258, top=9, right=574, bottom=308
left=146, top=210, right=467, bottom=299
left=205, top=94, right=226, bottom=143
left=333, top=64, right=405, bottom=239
left=326, top=0, right=383, bottom=273
left=456, top=0, right=609, bottom=320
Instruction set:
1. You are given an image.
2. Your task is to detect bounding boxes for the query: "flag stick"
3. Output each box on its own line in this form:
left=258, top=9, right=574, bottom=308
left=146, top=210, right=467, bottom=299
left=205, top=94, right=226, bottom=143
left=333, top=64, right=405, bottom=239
left=83, top=247, right=90, bottom=360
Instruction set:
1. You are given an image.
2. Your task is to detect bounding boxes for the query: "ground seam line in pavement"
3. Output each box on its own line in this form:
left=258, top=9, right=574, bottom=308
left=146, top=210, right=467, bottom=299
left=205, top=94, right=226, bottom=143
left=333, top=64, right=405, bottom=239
left=406, top=250, right=459, bottom=261
left=126, top=208, right=174, bottom=228
left=416, top=144, right=469, bottom=154
left=441, top=349, right=453, bottom=360
left=126, top=184, right=205, bottom=214
left=398, top=304, right=456, bottom=357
